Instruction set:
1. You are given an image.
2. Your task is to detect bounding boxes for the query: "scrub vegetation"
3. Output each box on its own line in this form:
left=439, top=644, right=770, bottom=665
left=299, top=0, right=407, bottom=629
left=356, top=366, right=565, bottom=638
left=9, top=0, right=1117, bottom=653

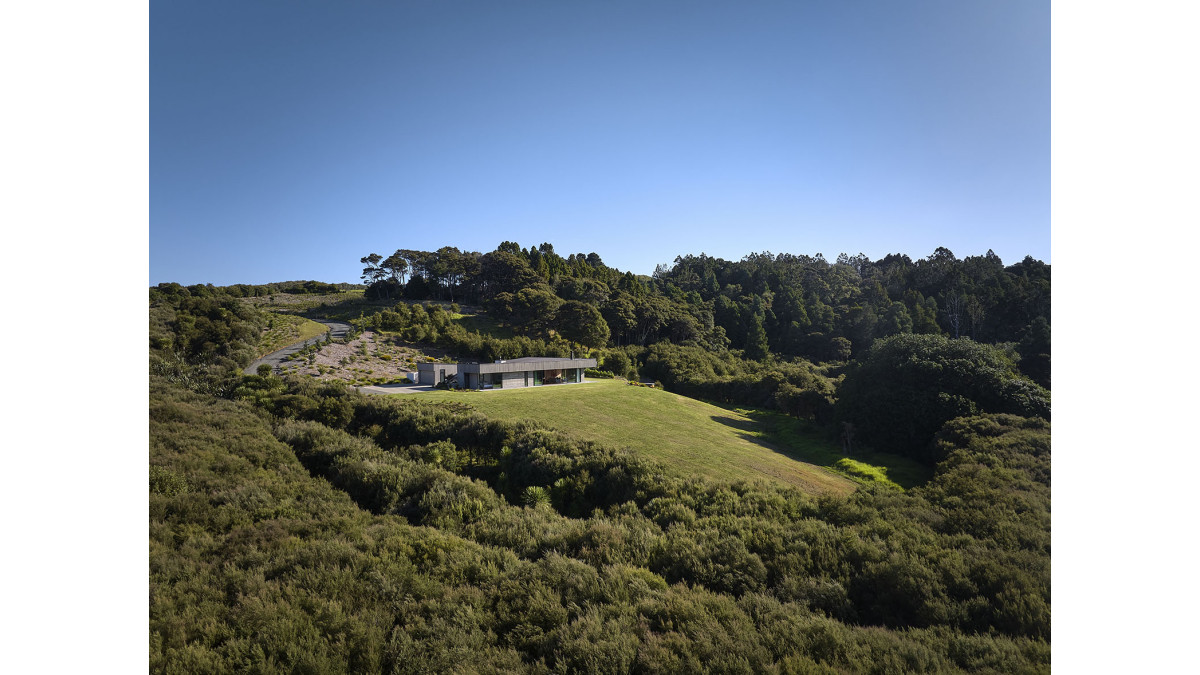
left=150, top=241, right=1050, bottom=672
left=276, top=330, right=429, bottom=386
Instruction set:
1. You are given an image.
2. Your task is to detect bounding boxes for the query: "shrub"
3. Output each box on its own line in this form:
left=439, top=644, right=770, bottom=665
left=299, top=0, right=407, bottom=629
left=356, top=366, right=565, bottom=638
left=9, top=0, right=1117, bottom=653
left=602, top=350, right=631, bottom=376
left=834, top=458, right=901, bottom=490
left=149, top=465, right=189, bottom=497
left=521, top=486, right=552, bottom=508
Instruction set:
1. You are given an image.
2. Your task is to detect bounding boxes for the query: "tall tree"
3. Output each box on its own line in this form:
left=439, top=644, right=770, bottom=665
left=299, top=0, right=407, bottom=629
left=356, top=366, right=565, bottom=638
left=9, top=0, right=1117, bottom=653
left=360, top=253, right=385, bottom=285
left=382, top=251, right=409, bottom=284
left=478, top=251, right=540, bottom=298
left=745, top=313, right=770, bottom=361
left=965, top=295, right=986, bottom=340
left=555, top=300, right=610, bottom=349
left=601, top=294, right=637, bottom=346
left=633, top=296, right=672, bottom=345
left=879, top=301, right=914, bottom=337
left=943, top=292, right=964, bottom=338
left=432, top=246, right=464, bottom=301
left=511, top=285, right=563, bottom=337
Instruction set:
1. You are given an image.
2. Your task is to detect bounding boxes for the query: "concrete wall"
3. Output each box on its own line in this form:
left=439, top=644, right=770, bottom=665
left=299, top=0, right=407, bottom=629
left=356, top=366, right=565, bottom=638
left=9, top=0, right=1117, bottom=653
left=500, top=371, right=527, bottom=389
left=417, top=363, right=457, bottom=385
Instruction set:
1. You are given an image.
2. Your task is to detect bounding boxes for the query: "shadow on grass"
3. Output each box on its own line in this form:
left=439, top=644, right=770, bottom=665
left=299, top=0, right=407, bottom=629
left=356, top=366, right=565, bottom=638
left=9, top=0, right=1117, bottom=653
left=708, top=413, right=843, bottom=468
left=709, top=415, right=758, bottom=433
left=708, top=407, right=933, bottom=489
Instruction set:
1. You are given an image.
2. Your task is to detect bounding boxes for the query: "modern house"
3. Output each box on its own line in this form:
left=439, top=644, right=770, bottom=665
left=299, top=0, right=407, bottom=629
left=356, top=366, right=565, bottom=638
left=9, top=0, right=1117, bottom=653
left=414, top=356, right=597, bottom=390
left=416, top=362, right=458, bottom=386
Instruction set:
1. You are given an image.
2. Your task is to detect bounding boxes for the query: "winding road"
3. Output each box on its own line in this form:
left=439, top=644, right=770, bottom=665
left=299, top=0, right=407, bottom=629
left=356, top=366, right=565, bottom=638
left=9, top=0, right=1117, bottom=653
left=244, top=319, right=352, bottom=375
left=243, top=319, right=430, bottom=396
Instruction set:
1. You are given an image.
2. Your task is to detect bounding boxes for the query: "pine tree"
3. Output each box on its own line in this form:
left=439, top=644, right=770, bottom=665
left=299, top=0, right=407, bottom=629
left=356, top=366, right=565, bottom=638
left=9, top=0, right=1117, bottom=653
left=745, top=313, right=769, bottom=360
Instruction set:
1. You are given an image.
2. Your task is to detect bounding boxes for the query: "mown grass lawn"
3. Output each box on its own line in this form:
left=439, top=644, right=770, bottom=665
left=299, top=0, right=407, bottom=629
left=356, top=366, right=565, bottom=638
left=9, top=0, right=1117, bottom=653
left=408, top=378, right=859, bottom=497
left=721, top=406, right=933, bottom=489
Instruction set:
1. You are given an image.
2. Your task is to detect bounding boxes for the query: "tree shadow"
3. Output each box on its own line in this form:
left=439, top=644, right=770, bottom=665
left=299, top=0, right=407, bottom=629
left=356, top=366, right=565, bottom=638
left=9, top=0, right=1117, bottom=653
left=709, top=409, right=933, bottom=489
left=708, top=413, right=841, bottom=468
left=709, top=415, right=759, bottom=434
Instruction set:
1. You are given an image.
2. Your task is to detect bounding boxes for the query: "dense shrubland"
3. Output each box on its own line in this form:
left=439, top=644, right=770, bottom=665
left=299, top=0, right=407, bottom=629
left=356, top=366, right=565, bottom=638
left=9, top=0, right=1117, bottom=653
left=153, top=371, right=1050, bottom=671
left=151, top=251, right=1051, bottom=671
left=149, top=282, right=268, bottom=396
left=240, top=375, right=1050, bottom=634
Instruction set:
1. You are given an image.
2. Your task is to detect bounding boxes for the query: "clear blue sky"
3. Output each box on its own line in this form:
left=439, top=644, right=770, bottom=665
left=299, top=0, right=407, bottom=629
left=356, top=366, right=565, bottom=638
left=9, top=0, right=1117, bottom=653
left=151, top=0, right=1048, bottom=286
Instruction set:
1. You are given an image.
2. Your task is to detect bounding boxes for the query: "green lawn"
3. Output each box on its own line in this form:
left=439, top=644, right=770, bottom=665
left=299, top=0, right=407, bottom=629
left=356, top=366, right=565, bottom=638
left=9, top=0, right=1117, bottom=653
left=407, top=379, right=858, bottom=497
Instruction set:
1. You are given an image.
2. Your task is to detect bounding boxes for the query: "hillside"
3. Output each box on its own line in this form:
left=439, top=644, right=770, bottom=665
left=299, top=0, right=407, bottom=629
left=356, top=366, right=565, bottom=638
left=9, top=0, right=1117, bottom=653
left=149, top=280, right=1051, bottom=672
left=412, top=379, right=857, bottom=496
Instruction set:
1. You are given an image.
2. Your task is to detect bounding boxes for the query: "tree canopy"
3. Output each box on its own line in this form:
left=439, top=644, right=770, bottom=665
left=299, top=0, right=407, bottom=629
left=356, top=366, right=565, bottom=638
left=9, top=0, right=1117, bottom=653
left=343, top=240, right=1051, bottom=427
left=354, top=243, right=1050, bottom=375
left=835, top=333, right=1050, bottom=462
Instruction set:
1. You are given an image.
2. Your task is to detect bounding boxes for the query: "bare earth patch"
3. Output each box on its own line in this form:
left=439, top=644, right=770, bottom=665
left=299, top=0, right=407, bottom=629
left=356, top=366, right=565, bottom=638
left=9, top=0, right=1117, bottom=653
left=278, top=331, right=454, bottom=385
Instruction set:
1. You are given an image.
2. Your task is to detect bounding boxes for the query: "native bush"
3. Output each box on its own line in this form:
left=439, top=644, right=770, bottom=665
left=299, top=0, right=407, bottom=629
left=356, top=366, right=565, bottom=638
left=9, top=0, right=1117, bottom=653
left=836, top=334, right=1049, bottom=461
left=153, top=354, right=1051, bottom=671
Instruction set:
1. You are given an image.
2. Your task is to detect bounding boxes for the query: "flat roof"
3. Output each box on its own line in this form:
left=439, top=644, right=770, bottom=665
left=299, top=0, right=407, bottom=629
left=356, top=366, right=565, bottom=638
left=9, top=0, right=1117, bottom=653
left=460, top=357, right=596, bottom=374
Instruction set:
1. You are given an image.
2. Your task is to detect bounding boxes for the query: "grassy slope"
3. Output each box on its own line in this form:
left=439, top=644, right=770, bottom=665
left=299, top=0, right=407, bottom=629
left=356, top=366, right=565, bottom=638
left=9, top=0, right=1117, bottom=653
left=410, top=379, right=857, bottom=497
left=450, top=310, right=515, bottom=338
left=722, top=406, right=933, bottom=489
left=256, top=313, right=330, bottom=357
